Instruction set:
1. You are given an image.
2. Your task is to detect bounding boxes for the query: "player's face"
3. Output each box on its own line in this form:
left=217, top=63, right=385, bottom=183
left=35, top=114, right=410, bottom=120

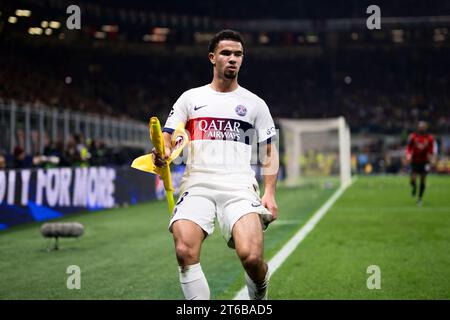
left=418, top=122, right=427, bottom=134
left=209, top=40, right=243, bottom=79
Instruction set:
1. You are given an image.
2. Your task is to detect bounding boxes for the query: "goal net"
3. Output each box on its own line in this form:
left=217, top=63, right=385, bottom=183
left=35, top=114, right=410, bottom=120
left=278, top=117, right=351, bottom=188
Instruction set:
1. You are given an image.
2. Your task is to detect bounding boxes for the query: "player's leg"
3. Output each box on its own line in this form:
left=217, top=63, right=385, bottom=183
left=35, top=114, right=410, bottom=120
left=410, top=168, right=417, bottom=197
left=172, top=219, right=205, bottom=266
left=233, top=213, right=269, bottom=300
left=172, top=220, right=210, bottom=300
left=418, top=171, right=427, bottom=205
left=168, top=189, right=216, bottom=300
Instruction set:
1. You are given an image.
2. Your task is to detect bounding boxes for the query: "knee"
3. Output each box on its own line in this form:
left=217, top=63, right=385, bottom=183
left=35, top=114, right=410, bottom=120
left=175, top=242, right=198, bottom=265
left=240, top=251, right=264, bottom=269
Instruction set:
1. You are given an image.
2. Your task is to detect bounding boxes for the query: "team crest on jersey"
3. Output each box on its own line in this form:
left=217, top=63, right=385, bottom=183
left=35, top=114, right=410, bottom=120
left=235, top=105, right=247, bottom=116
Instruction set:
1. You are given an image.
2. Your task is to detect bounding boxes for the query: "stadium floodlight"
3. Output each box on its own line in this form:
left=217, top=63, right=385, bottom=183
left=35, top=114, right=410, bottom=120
left=94, top=31, right=106, bottom=39
left=143, top=33, right=166, bottom=42
left=153, top=27, right=170, bottom=35
left=306, top=34, right=319, bottom=43
left=28, top=27, right=43, bottom=35
left=49, top=21, right=61, bottom=29
left=101, top=24, right=118, bottom=32
left=278, top=117, right=351, bottom=188
left=15, top=9, right=31, bottom=17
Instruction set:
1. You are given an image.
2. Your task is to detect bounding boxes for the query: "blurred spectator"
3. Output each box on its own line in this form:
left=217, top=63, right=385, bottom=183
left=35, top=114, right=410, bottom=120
left=0, top=154, right=5, bottom=169
left=13, top=146, right=27, bottom=168
left=89, top=139, right=109, bottom=166
left=74, top=134, right=90, bottom=167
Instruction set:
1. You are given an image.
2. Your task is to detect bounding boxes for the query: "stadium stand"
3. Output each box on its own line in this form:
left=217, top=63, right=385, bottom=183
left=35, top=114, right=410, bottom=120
left=1, top=0, right=449, bottom=172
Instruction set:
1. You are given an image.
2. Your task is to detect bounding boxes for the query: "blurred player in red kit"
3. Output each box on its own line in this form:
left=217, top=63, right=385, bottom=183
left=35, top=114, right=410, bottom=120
left=406, top=121, right=435, bottom=206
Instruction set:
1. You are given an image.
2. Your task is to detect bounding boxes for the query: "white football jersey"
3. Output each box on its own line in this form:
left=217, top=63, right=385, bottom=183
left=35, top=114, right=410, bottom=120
left=163, top=84, right=276, bottom=188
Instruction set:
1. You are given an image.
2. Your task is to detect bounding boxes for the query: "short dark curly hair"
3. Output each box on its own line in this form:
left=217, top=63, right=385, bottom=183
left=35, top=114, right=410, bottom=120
left=208, top=29, right=244, bottom=53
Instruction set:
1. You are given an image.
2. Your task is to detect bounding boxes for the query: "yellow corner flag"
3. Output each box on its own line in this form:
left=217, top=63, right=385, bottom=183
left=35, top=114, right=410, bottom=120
left=131, top=117, right=189, bottom=214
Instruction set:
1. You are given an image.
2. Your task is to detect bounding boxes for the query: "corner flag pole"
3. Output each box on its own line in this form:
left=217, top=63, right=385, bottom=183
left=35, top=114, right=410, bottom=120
left=131, top=117, right=188, bottom=216
left=149, top=117, right=175, bottom=214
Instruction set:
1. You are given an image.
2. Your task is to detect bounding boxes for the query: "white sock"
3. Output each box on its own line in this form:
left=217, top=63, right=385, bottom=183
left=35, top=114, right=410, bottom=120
left=179, top=263, right=210, bottom=300
left=245, top=268, right=270, bottom=300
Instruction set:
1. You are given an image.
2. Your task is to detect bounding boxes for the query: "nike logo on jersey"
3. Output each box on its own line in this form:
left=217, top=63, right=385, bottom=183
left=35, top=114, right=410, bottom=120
left=194, top=105, right=207, bottom=111
left=251, top=202, right=262, bottom=207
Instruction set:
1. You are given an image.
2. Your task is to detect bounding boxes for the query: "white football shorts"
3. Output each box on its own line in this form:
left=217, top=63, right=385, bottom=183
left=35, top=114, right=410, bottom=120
left=168, top=182, right=273, bottom=249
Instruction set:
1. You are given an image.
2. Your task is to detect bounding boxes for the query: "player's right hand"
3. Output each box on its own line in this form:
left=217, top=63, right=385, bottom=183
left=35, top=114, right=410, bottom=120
left=151, top=147, right=171, bottom=168
left=405, top=154, right=411, bottom=165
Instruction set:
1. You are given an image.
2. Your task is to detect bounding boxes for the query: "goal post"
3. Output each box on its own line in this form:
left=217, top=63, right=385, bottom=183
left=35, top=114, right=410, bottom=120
left=277, top=117, right=352, bottom=188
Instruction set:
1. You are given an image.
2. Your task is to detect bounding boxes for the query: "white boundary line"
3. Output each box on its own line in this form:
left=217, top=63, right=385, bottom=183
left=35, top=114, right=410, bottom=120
left=233, top=178, right=356, bottom=300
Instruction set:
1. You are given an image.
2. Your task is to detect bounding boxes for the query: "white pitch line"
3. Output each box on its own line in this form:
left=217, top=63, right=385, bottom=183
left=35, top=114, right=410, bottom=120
left=233, top=178, right=355, bottom=300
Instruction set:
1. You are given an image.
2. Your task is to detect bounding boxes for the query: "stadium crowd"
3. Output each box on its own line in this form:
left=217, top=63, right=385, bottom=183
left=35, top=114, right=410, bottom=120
left=1, top=30, right=450, bottom=172
left=1, top=42, right=449, bottom=135
left=0, top=134, right=144, bottom=169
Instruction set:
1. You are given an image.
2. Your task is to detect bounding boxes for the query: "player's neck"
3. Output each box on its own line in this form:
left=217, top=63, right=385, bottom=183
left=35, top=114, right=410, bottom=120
left=210, top=77, right=239, bottom=93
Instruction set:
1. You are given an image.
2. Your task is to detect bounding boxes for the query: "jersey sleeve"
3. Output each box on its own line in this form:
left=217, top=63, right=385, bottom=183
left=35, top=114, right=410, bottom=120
left=163, top=92, right=189, bottom=133
left=255, top=99, right=276, bottom=143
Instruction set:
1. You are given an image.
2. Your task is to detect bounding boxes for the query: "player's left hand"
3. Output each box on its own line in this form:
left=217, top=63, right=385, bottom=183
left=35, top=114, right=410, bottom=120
left=261, top=193, right=278, bottom=222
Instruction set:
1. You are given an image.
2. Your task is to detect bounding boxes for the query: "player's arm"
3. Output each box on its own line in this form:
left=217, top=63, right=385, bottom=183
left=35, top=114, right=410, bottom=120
left=153, top=92, right=189, bottom=167
left=406, top=133, right=414, bottom=163
left=255, top=99, right=279, bottom=221
left=260, top=141, right=279, bottom=221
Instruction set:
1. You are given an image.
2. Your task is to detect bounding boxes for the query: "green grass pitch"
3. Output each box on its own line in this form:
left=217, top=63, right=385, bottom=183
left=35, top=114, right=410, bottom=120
left=0, top=175, right=449, bottom=299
